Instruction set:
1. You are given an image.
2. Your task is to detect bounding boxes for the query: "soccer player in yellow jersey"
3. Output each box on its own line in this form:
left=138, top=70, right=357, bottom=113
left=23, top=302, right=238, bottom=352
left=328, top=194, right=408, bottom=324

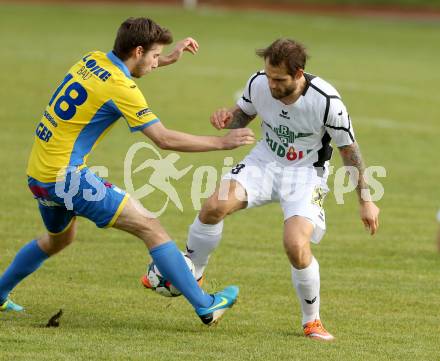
left=0, top=17, right=254, bottom=325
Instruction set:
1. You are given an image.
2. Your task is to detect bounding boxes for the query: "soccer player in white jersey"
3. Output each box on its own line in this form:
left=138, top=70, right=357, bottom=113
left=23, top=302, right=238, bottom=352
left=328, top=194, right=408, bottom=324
left=184, top=39, right=380, bottom=340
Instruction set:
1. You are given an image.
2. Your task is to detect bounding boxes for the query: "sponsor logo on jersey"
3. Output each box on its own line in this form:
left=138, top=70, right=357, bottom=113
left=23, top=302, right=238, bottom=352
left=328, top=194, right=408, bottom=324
left=37, top=198, right=61, bottom=207
left=43, top=110, right=58, bottom=127
left=136, top=108, right=152, bottom=119
left=279, top=110, right=290, bottom=120
left=266, top=132, right=306, bottom=161
left=35, top=122, right=53, bottom=143
left=271, top=124, right=313, bottom=147
left=264, top=124, right=313, bottom=162
left=78, top=54, right=112, bottom=82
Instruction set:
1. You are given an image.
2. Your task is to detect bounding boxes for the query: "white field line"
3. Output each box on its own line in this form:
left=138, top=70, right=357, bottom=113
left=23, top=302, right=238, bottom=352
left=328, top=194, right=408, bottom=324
left=355, top=116, right=414, bottom=130
left=331, top=79, right=440, bottom=103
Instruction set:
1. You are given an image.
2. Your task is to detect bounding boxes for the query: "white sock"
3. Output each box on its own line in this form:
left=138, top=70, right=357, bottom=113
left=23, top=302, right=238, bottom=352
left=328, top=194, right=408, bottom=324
left=291, top=257, right=320, bottom=325
left=185, top=216, right=223, bottom=279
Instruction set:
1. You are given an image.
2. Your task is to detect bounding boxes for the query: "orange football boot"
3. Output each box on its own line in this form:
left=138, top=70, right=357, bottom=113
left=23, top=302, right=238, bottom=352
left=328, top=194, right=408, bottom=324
left=303, top=319, right=335, bottom=341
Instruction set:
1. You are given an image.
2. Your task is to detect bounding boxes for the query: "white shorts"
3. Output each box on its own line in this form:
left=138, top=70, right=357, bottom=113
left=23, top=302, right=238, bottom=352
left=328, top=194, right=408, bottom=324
left=223, top=150, right=329, bottom=244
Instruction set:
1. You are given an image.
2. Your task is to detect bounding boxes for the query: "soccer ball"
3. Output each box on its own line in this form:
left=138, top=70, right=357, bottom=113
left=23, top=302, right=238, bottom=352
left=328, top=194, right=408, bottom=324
left=147, top=252, right=196, bottom=297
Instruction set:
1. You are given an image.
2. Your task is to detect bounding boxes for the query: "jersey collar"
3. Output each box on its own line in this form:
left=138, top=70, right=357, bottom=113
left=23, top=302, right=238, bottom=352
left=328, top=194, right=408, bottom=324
left=106, top=51, right=131, bottom=79
left=302, top=73, right=316, bottom=96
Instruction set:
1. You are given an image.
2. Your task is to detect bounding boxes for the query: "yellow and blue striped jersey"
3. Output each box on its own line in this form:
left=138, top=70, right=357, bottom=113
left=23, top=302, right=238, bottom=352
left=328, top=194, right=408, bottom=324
left=27, top=50, right=159, bottom=183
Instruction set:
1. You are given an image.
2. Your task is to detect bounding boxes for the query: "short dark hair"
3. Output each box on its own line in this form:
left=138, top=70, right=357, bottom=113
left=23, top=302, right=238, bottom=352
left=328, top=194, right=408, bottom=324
left=113, top=17, right=173, bottom=60
left=256, top=39, right=309, bottom=75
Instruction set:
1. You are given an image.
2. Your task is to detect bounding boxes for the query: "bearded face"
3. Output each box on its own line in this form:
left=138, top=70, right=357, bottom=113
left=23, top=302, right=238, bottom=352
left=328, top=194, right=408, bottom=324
left=131, top=44, right=164, bottom=78
left=264, top=59, right=301, bottom=100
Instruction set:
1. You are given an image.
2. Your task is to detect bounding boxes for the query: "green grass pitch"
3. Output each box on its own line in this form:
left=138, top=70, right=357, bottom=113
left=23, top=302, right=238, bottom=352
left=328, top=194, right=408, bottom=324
left=0, top=3, right=439, bottom=360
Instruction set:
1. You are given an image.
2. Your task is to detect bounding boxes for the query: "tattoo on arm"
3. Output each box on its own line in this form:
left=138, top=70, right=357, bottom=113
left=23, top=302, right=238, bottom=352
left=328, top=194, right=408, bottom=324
left=339, top=142, right=370, bottom=201
left=226, top=108, right=255, bottom=129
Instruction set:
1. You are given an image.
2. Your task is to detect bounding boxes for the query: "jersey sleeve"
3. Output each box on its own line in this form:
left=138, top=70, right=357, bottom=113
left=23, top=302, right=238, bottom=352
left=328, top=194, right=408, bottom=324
left=112, top=83, right=160, bottom=132
left=236, top=73, right=259, bottom=116
left=325, top=98, right=355, bottom=147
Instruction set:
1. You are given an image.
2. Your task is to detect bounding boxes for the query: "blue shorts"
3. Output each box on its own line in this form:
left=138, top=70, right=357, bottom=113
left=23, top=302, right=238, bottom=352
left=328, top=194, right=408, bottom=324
left=28, top=168, right=129, bottom=235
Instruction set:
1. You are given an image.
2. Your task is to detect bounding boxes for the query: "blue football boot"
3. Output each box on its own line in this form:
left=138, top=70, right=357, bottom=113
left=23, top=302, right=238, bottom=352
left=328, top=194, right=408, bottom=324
left=196, top=285, right=239, bottom=326
left=0, top=299, right=24, bottom=312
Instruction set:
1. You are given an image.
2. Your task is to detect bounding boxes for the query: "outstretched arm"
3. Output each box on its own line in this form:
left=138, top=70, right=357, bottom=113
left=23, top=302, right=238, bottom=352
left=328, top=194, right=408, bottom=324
left=211, top=105, right=256, bottom=130
left=158, top=37, right=199, bottom=67
left=142, top=121, right=255, bottom=152
left=338, top=142, right=380, bottom=235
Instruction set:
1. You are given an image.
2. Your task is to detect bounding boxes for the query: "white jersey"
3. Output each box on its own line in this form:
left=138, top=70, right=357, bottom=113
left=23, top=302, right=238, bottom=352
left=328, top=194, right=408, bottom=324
left=236, top=71, right=355, bottom=168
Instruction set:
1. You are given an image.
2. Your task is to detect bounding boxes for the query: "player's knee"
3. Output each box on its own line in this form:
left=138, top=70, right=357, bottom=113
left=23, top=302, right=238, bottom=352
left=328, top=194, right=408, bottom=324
left=199, top=196, right=230, bottom=224
left=41, top=227, right=76, bottom=256
left=284, top=239, right=311, bottom=269
left=50, top=230, right=76, bottom=246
